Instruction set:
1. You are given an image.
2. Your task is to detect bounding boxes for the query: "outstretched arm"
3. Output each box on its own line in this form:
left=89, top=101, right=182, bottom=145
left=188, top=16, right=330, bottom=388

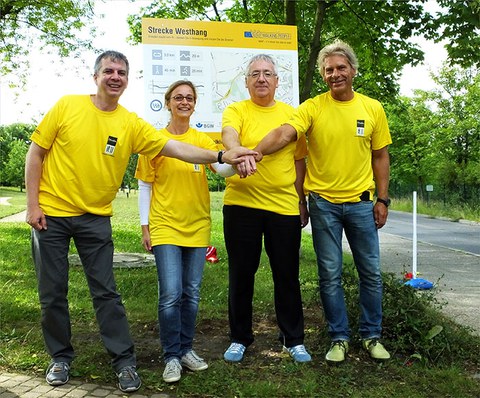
left=160, top=139, right=256, bottom=173
left=254, top=124, right=297, bottom=161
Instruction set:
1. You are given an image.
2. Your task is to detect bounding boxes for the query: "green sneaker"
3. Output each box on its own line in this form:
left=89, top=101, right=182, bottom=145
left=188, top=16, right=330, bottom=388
left=362, top=339, right=391, bottom=360
left=325, top=340, right=349, bottom=364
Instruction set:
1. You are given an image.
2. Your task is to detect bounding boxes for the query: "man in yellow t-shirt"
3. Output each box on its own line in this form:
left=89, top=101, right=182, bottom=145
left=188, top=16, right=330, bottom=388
left=221, top=54, right=311, bottom=363
left=24, top=51, right=255, bottom=393
left=254, top=41, right=392, bottom=364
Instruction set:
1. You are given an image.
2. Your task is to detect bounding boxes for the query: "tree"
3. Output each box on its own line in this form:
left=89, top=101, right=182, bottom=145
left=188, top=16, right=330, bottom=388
left=121, top=153, right=139, bottom=193
left=386, top=95, right=438, bottom=199
left=428, top=0, right=480, bottom=68
left=387, top=65, right=480, bottom=206
left=3, top=139, right=28, bottom=191
left=0, top=0, right=96, bottom=83
left=427, top=65, right=480, bottom=203
left=126, top=0, right=479, bottom=102
left=0, top=123, right=33, bottom=185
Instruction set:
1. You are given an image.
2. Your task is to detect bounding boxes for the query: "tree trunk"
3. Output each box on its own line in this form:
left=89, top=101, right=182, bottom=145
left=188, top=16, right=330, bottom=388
left=300, top=0, right=331, bottom=102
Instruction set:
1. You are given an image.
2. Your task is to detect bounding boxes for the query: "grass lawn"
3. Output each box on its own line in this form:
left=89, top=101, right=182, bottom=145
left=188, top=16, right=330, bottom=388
left=0, top=189, right=479, bottom=397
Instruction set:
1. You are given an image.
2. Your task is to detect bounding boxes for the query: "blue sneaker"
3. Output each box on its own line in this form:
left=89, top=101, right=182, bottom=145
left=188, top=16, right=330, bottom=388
left=283, top=344, right=312, bottom=362
left=46, top=362, right=70, bottom=386
left=224, top=343, right=246, bottom=362
left=117, top=366, right=141, bottom=392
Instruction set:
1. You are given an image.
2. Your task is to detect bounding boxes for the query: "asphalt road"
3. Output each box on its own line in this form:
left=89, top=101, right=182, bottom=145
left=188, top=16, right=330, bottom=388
left=383, top=210, right=480, bottom=255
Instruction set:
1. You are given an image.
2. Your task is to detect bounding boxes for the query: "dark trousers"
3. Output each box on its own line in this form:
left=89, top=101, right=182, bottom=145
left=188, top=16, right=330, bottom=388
left=31, top=214, right=136, bottom=371
left=223, top=205, right=305, bottom=348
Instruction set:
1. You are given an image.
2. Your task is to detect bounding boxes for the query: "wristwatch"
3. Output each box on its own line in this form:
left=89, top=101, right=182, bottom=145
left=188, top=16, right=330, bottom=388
left=217, top=150, right=225, bottom=164
left=376, top=197, right=391, bottom=207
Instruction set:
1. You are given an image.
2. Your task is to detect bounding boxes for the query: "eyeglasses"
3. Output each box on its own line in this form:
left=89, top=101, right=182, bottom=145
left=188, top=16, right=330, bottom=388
left=171, top=94, right=195, bottom=102
left=246, top=70, right=277, bottom=79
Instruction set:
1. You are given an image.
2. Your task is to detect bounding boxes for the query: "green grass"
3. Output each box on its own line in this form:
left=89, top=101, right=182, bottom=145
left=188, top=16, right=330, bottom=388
left=391, top=196, right=480, bottom=223
left=0, top=187, right=27, bottom=218
left=0, top=190, right=479, bottom=397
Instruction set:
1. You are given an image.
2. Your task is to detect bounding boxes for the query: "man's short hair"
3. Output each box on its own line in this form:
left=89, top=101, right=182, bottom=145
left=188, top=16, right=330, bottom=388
left=245, top=54, right=278, bottom=76
left=94, top=50, right=130, bottom=76
left=317, top=40, right=358, bottom=79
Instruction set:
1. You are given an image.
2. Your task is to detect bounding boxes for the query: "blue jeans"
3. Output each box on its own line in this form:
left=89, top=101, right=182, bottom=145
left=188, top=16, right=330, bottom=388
left=152, top=245, right=206, bottom=362
left=309, top=194, right=383, bottom=341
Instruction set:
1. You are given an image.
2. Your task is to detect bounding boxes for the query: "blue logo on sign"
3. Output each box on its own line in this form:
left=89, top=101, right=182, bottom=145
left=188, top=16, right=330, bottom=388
left=244, top=31, right=253, bottom=38
left=196, top=123, right=203, bottom=128
left=150, top=100, right=162, bottom=112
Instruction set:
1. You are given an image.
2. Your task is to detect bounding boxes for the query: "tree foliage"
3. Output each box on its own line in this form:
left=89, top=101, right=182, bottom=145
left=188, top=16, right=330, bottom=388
left=0, top=0, right=96, bottom=83
left=126, top=0, right=479, bottom=102
left=3, top=139, right=28, bottom=191
left=387, top=65, right=480, bottom=205
left=428, top=0, right=480, bottom=68
left=428, top=65, right=480, bottom=201
left=0, top=123, right=33, bottom=189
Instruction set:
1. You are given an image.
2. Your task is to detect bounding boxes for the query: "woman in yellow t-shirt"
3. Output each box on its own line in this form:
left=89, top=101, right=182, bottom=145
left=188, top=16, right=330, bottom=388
left=135, top=80, right=234, bottom=383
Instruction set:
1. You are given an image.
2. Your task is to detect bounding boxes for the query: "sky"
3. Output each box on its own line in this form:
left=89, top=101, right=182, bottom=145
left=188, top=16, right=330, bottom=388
left=0, top=0, right=447, bottom=126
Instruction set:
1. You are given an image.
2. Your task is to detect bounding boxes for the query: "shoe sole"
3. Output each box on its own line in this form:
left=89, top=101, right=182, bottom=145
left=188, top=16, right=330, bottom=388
left=118, top=381, right=142, bottom=392
left=325, top=356, right=346, bottom=366
left=181, top=362, right=208, bottom=371
left=46, top=377, right=69, bottom=386
left=224, top=355, right=243, bottom=362
left=163, top=375, right=181, bottom=383
left=368, top=354, right=391, bottom=361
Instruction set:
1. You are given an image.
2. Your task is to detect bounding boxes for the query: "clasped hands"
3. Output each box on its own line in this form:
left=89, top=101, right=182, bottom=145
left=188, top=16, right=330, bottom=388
left=223, top=146, right=264, bottom=178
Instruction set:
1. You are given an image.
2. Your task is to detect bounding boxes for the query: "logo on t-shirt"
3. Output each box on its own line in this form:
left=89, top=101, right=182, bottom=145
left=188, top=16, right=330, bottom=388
left=356, top=120, right=365, bottom=137
left=104, top=136, right=118, bottom=156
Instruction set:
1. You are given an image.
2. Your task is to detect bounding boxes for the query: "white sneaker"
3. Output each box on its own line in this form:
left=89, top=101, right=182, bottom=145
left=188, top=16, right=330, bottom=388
left=181, top=350, right=208, bottom=371
left=163, top=358, right=182, bottom=383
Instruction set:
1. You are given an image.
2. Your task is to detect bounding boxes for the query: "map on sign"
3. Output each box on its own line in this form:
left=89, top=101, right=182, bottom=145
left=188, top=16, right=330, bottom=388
left=209, top=51, right=297, bottom=113
left=144, top=47, right=298, bottom=133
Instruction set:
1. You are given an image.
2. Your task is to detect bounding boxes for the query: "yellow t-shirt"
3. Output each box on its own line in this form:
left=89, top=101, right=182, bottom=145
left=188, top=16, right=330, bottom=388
left=222, top=99, right=307, bottom=215
left=30, top=95, right=168, bottom=216
left=288, top=91, right=391, bottom=203
left=135, top=127, right=217, bottom=247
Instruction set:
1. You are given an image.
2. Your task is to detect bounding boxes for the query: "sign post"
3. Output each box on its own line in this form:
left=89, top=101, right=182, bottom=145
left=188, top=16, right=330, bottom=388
left=426, top=184, right=433, bottom=205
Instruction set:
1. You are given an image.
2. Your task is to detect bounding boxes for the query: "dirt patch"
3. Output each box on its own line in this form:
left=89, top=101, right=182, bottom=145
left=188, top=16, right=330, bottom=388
left=134, top=306, right=326, bottom=369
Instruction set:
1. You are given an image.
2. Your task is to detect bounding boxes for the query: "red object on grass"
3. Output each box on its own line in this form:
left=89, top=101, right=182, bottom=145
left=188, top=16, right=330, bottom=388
left=206, top=246, right=219, bottom=263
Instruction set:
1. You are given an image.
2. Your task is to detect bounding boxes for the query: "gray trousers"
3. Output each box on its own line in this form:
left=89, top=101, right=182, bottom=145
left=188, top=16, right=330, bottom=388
left=31, top=214, right=136, bottom=371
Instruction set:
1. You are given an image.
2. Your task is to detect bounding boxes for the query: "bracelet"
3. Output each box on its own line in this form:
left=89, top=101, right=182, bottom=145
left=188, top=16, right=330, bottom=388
left=217, top=150, right=225, bottom=164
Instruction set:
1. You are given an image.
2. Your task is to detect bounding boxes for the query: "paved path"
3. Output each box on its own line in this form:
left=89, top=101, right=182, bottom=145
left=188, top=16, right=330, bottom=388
left=0, top=372, right=172, bottom=397
left=0, top=210, right=25, bottom=223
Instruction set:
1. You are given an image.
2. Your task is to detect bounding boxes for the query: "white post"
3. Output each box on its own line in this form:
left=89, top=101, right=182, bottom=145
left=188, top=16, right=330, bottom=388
left=412, top=191, right=417, bottom=279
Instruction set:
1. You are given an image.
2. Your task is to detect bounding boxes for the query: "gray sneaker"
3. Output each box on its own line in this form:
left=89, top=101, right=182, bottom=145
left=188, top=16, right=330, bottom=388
left=46, top=362, right=70, bottom=386
left=117, top=366, right=141, bottom=392
left=163, top=358, right=182, bottom=383
left=181, top=350, right=208, bottom=371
